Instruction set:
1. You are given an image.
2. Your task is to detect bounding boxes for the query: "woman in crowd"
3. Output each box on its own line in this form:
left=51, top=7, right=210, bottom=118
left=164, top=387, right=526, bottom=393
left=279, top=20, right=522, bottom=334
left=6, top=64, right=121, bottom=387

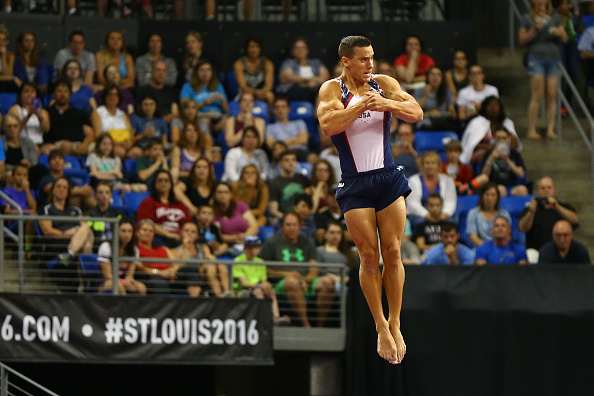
left=175, top=157, right=216, bottom=217
left=233, top=37, right=275, bottom=105
left=170, top=99, right=212, bottom=146
left=137, top=170, right=192, bottom=248
left=444, top=50, right=469, bottom=102
left=0, top=24, right=16, bottom=92
left=222, top=126, right=269, bottom=183
left=135, top=33, right=178, bottom=87
left=13, top=30, right=48, bottom=94
left=224, top=92, right=266, bottom=148
left=394, top=35, right=435, bottom=90
left=134, top=219, right=177, bottom=294
left=7, top=82, right=50, bottom=148
left=94, top=64, right=135, bottom=114
left=95, top=30, right=135, bottom=89
left=170, top=122, right=212, bottom=183
left=98, top=220, right=147, bottom=295
left=413, top=66, right=457, bottom=131
left=466, top=182, right=512, bottom=247
left=305, top=159, right=336, bottom=214
left=182, top=31, right=204, bottom=83
left=1, top=114, right=38, bottom=180
left=231, top=164, right=269, bottom=227
left=129, top=93, right=169, bottom=150
left=60, top=59, right=96, bottom=113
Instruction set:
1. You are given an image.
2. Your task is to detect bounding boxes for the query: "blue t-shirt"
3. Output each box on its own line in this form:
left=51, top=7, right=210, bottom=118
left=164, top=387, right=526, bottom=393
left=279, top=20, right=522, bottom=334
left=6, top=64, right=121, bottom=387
left=70, top=85, right=94, bottom=113
left=129, top=114, right=169, bottom=148
left=0, top=187, right=35, bottom=210
left=266, top=120, right=308, bottom=151
left=475, top=240, right=527, bottom=265
left=180, top=82, right=228, bottom=115
left=423, top=242, right=475, bottom=265
left=0, top=139, right=5, bottom=161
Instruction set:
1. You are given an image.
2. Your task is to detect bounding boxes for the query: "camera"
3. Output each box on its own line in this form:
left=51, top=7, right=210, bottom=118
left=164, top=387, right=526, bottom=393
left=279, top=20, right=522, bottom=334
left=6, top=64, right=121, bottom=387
left=536, top=197, right=549, bottom=207
left=495, top=141, right=510, bottom=157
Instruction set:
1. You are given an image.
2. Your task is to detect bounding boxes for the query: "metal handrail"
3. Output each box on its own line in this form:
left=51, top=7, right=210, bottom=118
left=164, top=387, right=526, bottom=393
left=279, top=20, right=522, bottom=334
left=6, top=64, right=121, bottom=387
left=0, top=191, right=24, bottom=291
left=509, top=0, right=531, bottom=54
left=0, top=362, right=59, bottom=396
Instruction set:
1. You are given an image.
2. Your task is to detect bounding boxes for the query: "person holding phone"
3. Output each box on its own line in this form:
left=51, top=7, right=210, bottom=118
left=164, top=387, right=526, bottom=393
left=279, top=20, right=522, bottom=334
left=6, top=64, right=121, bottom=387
left=7, top=82, right=50, bottom=150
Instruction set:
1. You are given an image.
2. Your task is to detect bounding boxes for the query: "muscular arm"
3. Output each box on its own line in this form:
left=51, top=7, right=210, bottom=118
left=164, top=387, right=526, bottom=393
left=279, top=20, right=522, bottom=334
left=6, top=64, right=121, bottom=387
left=317, top=80, right=368, bottom=136
left=373, top=75, right=423, bottom=123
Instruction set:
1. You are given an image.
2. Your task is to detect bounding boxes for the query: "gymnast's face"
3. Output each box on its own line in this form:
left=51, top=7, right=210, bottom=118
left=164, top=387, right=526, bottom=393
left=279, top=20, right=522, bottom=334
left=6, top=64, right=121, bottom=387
left=344, top=46, right=374, bottom=83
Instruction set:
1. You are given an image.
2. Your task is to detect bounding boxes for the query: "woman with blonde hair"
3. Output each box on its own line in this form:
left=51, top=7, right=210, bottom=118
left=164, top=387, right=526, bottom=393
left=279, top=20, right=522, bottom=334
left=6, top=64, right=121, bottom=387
left=231, top=164, right=269, bottom=227
left=96, top=30, right=135, bottom=89
left=183, top=31, right=203, bottom=83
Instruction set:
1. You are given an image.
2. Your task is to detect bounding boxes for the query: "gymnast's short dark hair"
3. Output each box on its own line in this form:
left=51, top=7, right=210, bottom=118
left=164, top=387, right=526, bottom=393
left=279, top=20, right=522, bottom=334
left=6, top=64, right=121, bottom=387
left=338, top=36, right=372, bottom=59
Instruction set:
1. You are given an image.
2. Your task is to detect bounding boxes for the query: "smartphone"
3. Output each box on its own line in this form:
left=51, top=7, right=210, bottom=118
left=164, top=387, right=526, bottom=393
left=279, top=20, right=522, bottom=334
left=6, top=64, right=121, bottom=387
left=495, top=141, right=510, bottom=157
left=32, top=98, right=42, bottom=111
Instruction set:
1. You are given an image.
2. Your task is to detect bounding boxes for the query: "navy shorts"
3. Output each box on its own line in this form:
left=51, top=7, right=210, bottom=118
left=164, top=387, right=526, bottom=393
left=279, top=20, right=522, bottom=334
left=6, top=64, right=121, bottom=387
left=335, top=163, right=412, bottom=214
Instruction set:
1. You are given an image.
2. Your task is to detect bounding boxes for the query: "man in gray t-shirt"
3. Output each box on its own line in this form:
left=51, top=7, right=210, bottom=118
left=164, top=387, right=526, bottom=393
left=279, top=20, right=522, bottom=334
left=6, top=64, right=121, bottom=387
left=53, top=30, right=96, bottom=85
left=266, top=97, right=309, bottom=161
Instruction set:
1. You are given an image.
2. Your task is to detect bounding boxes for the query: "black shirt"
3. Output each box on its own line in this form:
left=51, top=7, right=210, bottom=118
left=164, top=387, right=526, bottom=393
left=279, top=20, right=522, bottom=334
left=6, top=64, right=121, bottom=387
left=84, top=206, right=123, bottom=242
left=183, top=178, right=213, bottom=209
left=520, top=200, right=578, bottom=250
left=413, top=219, right=443, bottom=246
left=482, top=148, right=526, bottom=186
left=135, top=85, right=178, bottom=117
left=38, top=203, right=82, bottom=231
left=538, top=240, right=591, bottom=264
left=5, top=146, right=24, bottom=166
left=45, top=105, right=90, bottom=144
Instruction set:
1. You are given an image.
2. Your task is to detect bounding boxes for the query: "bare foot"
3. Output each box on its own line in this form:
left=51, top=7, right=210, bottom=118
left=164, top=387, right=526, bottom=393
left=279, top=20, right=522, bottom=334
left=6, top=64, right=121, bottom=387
left=547, top=131, right=558, bottom=139
left=527, top=132, right=541, bottom=140
left=376, top=325, right=397, bottom=363
left=389, top=324, right=406, bottom=364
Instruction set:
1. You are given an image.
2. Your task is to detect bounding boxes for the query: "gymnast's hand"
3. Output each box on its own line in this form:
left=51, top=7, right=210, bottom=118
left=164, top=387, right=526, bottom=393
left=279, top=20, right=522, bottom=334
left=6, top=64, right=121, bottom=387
left=365, top=91, right=391, bottom=112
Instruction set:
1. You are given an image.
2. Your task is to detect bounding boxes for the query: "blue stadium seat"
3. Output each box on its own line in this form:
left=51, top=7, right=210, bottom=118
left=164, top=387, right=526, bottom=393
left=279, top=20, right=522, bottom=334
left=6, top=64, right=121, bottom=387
left=39, top=154, right=49, bottom=168
left=0, top=93, right=17, bottom=115
left=226, top=70, right=239, bottom=99
left=228, top=100, right=270, bottom=123
left=299, top=162, right=313, bottom=178
left=79, top=254, right=103, bottom=290
left=415, top=131, right=458, bottom=154
left=125, top=158, right=138, bottom=181
left=500, top=195, right=533, bottom=219
left=64, top=156, right=90, bottom=185
left=258, top=225, right=275, bottom=242
left=123, top=191, right=150, bottom=212
left=213, top=161, right=224, bottom=181
left=581, top=15, right=594, bottom=29
left=455, top=195, right=479, bottom=246
left=111, top=192, right=134, bottom=218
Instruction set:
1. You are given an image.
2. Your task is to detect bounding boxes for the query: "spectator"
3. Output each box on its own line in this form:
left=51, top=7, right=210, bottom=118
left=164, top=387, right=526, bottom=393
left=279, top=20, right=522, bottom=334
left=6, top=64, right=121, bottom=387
left=135, top=60, right=179, bottom=124
left=134, top=0, right=184, bottom=19
left=266, top=97, right=310, bottom=161
left=98, top=219, right=147, bottom=295
left=174, top=157, right=216, bottom=217
left=171, top=122, right=212, bottom=183
left=94, top=65, right=135, bottom=114
left=556, top=0, right=579, bottom=110
left=212, top=182, right=259, bottom=256
left=292, top=193, right=316, bottom=239
left=170, top=99, right=212, bottom=146
left=182, top=31, right=203, bottom=83
left=90, top=84, right=136, bottom=159
left=95, top=30, right=135, bottom=89
left=474, top=216, right=528, bottom=265
left=137, top=169, right=192, bottom=248
left=456, top=65, right=499, bottom=121
left=374, top=59, right=396, bottom=78
left=0, top=24, right=16, bottom=92
left=234, top=235, right=290, bottom=324
left=7, top=82, right=50, bottom=148
left=412, top=193, right=444, bottom=252
left=233, top=37, right=275, bottom=105
left=277, top=38, right=330, bottom=103
left=259, top=212, right=319, bottom=327
left=44, top=80, right=94, bottom=156
left=423, top=221, right=475, bottom=265
left=314, top=184, right=349, bottom=246
left=135, top=34, right=178, bottom=87
left=444, top=50, right=469, bottom=102
left=180, top=60, right=229, bottom=133
left=222, top=126, right=269, bottom=183
left=394, top=35, right=435, bottom=90
left=130, top=94, right=169, bottom=149
left=466, top=183, right=512, bottom=247
left=460, top=96, right=521, bottom=165
left=196, top=204, right=229, bottom=257
left=1, top=115, right=37, bottom=180
left=319, top=145, right=341, bottom=183
left=443, top=140, right=488, bottom=195
left=86, top=134, right=147, bottom=193
left=519, top=176, right=579, bottom=251
left=84, top=181, right=123, bottom=247
left=481, top=126, right=529, bottom=196
left=538, top=219, right=591, bottom=264
left=13, top=30, right=48, bottom=94
left=413, top=66, right=457, bottom=131
left=267, top=150, right=310, bottom=224
left=231, top=164, right=269, bottom=227
left=406, top=151, right=457, bottom=225
left=225, top=92, right=266, bottom=148
left=53, top=30, right=96, bottom=86
left=1, top=163, right=36, bottom=225
left=60, top=60, right=96, bottom=113
left=519, top=0, right=567, bottom=139
left=392, top=122, right=419, bottom=178
left=305, top=159, right=336, bottom=213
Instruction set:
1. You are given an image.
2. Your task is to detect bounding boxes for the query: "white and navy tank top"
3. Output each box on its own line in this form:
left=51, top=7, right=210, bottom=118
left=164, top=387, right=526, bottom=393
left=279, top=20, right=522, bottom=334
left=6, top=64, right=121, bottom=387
left=330, top=76, right=393, bottom=177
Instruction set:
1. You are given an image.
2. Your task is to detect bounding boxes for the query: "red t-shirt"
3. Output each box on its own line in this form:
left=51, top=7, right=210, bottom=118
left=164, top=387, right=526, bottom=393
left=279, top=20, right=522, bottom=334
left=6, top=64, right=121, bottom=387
left=137, top=244, right=170, bottom=270
left=442, top=162, right=474, bottom=184
left=136, top=196, right=192, bottom=235
left=394, top=54, right=436, bottom=78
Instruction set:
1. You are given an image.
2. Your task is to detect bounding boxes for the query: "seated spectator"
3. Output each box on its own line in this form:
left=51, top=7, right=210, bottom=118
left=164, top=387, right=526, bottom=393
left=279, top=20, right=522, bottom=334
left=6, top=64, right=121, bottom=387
left=44, top=80, right=94, bottom=156
left=276, top=38, right=329, bottom=103
left=392, top=122, right=419, bottom=178
left=233, top=37, right=275, bottom=105
left=224, top=92, right=266, bottom=148
left=234, top=235, right=289, bottom=324
left=95, top=30, right=135, bottom=89
left=1, top=164, right=36, bottom=233
left=84, top=181, right=124, bottom=247
left=1, top=115, right=37, bottom=181
left=444, top=50, right=469, bottom=102
left=292, top=193, right=316, bottom=239
left=460, top=96, right=521, bottom=165
left=406, top=151, right=457, bottom=225
left=319, top=145, right=341, bottom=183
left=266, top=97, right=310, bottom=161
left=174, top=157, right=215, bottom=216
left=223, top=126, right=268, bottom=183
left=8, top=82, right=50, bottom=148
left=412, top=193, right=444, bottom=252
left=134, top=0, right=184, bottom=19
left=53, top=30, right=96, bottom=86
left=475, top=216, right=528, bottom=265
left=374, top=59, right=396, bottom=78
left=212, top=182, right=259, bottom=256
left=137, top=170, right=192, bottom=248
left=171, top=122, right=212, bottom=183
left=481, top=126, right=529, bottom=196
left=90, top=84, right=136, bottom=159
left=97, top=219, right=147, bottom=295
left=196, top=204, right=229, bottom=257
left=180, top=60, right=229, bottom=133
left=267, top=150, right=310, bottom=225
left=400, top=218, right=422, bottom=265
left=443, top=140, right=488, bottom=195
left=259, top=212, right=319, bottom=327
left=305, top=159, right=336, bottom=214
left=135, top=60, right=179, bottom=124
left=538, top=219, right=591, bottom=264
left=457, top=65, right=499, bottom=121
left=94, top=65, right=135, bottom=114
left=170, top=99, right=212, bottom=146
left=60, top=60, right=96, bottom=114
left=135, top=33, right=178, bottom=87
left=413, top=66, right=458, bottom=131
left=394, top=35, right=435, bottom=91
left=182, top=31, right=204, bottom=83
left=13, top=30, right=48, bottom=94
left=466, top=183, right=512, bottom=247
left=422, top=221, right=474, bottom=265
left=519, top=176, right=579, bottom=251
left=231, top=164, right=269, bottom=227
left=134, top=219, right=177, bottom=294
left=130, top=94, right=169, bottom=149
left=86, top=134, right=147, bottom=193
left=314, top=184, right=350, bottom=246
left=0, top=24, right=17, bottom=92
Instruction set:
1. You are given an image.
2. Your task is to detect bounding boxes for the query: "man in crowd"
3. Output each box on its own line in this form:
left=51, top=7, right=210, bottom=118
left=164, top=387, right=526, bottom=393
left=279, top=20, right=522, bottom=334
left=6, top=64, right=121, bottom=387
left=267, top=150, right=309, bottom=224
left=266, top=97, right=310, bottom=162
left=538, top=220, right=591, bottom=264
left=475, top=216, right=528, bottom=265
left=53, top=30, right=96, bottom=85
left=457, top=64, right=499, bottom=121
left=391, top=122, right=419, bottom=178
left=135, top=60, right=179, bottom=124
left=423, top=221, right=474, bottom=265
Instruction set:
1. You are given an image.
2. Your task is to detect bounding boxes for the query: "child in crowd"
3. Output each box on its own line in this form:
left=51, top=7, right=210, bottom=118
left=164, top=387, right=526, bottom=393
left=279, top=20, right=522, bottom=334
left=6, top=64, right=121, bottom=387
left=292, top=193, right=316, bottom=239
left=443, top=140, right=488, bottom=195
left=136, top=138, right=168, bottom=187
left=1, top=164, right=37, bottom=237
left=413, top=193, right=445, bottom=252
left=196, top=205, right=229, bottom=257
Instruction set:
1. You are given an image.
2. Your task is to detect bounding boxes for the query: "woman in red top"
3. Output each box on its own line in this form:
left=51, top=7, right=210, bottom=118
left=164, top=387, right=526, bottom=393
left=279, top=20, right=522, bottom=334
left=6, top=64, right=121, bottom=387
left=137, top=170, right=192, bottom=248
left=135, top=219, right=178, bottom=294
left=394, top=35, right=435, bottom=89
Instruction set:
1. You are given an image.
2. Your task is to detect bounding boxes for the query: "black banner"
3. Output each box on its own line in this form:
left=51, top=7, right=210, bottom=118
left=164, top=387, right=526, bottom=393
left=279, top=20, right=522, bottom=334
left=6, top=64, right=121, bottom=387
left=0, top=294, right=273, bottom=365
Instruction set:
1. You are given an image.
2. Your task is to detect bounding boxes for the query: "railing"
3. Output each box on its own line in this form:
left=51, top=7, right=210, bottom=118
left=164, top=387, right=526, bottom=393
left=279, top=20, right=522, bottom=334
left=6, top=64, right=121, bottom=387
left=508, top=0, right=531, bottom=54
left=0, top=362, right=59, bottom=396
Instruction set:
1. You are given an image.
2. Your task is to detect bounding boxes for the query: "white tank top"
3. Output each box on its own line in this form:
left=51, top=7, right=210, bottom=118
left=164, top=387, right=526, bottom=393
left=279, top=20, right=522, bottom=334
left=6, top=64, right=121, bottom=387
left=17, top=105, right=43, bottom=145
left=96, top=105, right=127, bottom=132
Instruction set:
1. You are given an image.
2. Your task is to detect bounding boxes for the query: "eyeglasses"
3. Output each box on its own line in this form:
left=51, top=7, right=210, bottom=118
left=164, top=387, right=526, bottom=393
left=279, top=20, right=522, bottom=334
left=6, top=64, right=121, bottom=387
left=156, top=178, right=171, bottom=183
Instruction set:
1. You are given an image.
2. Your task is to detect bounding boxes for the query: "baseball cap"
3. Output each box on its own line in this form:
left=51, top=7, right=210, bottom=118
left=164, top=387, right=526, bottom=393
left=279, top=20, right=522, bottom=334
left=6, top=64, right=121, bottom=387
left=244, top=235, right=261, bottom=246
